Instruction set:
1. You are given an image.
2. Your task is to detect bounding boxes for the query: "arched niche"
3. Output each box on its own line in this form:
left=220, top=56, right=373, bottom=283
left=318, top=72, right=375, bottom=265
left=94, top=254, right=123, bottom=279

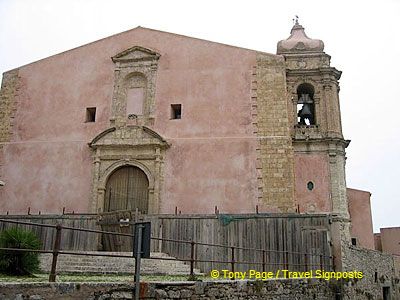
left=110, top=46, right=160, bottom=128
left=296, top=83, right=316, bottom=125
left=123, top=72, right=147, bottom=118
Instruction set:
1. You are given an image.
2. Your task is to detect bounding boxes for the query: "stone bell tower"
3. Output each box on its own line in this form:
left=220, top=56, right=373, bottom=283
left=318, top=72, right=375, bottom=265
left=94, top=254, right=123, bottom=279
left=277, top=19, right=352, bottom=270
left=277, top=19, right=350, bottom=219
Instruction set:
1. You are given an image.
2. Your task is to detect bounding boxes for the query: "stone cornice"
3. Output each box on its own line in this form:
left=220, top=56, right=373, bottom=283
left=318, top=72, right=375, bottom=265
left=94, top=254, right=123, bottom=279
left=89, top=126, right=169, bottom=149
left=286, top=67, right=342, bottom=80
left=293, top=137, right=351, bottom=154
left=293, top=136, right=350, bottom=146
left=89, top=127, right=116, bottom=146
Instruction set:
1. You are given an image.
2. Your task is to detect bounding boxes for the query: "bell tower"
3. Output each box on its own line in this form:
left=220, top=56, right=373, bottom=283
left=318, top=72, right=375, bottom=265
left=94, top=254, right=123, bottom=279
left=277, top=19, right=350, bottom=218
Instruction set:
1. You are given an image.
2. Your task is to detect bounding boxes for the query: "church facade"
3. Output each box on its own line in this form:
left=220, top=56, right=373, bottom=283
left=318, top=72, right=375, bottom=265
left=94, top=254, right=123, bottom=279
left=2, top=21, right=400, bottom=299
left=0, top=22, right=369, bottom=241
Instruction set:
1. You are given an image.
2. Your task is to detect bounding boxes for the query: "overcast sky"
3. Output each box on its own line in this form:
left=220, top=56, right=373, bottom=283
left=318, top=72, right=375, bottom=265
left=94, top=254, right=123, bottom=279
left=0, top=0, right=399, bottom=232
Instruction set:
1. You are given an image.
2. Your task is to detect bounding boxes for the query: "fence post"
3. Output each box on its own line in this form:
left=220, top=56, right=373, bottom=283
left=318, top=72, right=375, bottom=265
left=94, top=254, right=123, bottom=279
left=285, top=251, right=289, bottom=270
left=230, top=247, right=235, bottom=274
left=304, top=253, right=308, bottom=271
left=190, top=241, right=195, bottom=278
left=49, top=224, right=62, bottom=282
left=320, top=254, right=323, bottom=271
left=262, top=250, right=266, bottom=272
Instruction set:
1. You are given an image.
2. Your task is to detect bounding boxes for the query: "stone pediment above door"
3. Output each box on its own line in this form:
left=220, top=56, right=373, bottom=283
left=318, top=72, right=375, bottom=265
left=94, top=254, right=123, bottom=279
left=112, top=46, right=160, bottom=63
left=89, top=126, right=169, bottom=149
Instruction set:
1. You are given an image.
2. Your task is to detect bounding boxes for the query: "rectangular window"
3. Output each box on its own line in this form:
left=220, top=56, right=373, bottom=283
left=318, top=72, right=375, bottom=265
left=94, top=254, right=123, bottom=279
left=171, top=104, right=182, bottom=119
left=351, top=237, right=357, bottom=246
left=86, top=107, right=96, bottom=122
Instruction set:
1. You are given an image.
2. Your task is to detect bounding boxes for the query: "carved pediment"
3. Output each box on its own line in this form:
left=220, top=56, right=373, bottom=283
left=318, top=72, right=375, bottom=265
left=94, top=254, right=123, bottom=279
left=112, top=46, right=160, bottom=63
left=89, top=126, right=169, bottom=149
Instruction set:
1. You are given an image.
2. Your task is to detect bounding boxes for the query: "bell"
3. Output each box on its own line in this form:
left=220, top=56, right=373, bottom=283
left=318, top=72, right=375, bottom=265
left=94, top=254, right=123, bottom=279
left=299, top=103, right=312, bottom=118
left=299, top=93, right=312, bottom=104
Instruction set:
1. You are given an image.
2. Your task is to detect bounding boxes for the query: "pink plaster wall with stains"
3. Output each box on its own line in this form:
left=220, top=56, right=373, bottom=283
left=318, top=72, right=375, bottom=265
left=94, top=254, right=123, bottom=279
left=294, top=153, right=331, bottom=213
left=379, top=227, right=400, bottom=255
left=0, top=27, right=259, bottom=214
left=374, top=233, right=382, bottom=251
left=347, top=188, right=375, bottom=249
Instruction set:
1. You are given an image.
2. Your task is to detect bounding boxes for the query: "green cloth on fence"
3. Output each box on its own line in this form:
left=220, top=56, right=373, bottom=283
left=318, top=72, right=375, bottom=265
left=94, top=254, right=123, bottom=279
left=218, top=214, right=253, bottom=226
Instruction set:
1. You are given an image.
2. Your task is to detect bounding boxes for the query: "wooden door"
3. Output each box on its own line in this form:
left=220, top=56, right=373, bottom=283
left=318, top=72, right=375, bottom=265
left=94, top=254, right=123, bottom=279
left=104, top=166, right=149, bottom=214
left=98, top=211, right=160, bottom=252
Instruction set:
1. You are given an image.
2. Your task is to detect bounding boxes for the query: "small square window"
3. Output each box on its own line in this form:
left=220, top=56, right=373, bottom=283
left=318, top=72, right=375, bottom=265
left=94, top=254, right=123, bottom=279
left=171, top=104, right=182, bottom=119
left=86, top=107, right=96, bottom=122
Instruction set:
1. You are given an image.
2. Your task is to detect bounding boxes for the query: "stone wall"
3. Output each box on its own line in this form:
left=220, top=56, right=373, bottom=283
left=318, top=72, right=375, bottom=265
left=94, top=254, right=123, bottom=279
left=394, top=256, right=400, bottom=277
left=255, top=53, right=295, bottom=213
left=2, top=275, right=399, bottom=299
left=341, top=245, right=400, bottom=300
left=0, top=69, right=19, bottom=183
left=0, top=69, right=19, bottom=144
left=0, top=279, right=339, bottom=300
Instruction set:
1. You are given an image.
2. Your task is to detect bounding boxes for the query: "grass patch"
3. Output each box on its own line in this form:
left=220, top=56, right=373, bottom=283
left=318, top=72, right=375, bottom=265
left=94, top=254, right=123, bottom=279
left=0, top=273, right=207, bottom=283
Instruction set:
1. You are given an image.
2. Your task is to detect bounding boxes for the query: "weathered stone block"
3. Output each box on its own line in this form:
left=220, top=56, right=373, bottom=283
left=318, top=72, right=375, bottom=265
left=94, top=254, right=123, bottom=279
left=167, top=289, right=180, bottom=298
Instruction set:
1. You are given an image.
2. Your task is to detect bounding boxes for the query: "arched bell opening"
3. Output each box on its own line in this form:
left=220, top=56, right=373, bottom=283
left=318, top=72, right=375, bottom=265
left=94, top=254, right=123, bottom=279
left=296, top=83, right=315, bottom=125
left=104, top=166, right=149, bottom=214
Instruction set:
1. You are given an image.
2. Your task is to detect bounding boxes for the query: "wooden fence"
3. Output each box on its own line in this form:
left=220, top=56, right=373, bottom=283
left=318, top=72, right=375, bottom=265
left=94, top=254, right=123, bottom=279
left=0, top=212, right=333, bottom=273
left=0, top=214, right=98, bottom=251
left=156, top=214, right=332, bottom=272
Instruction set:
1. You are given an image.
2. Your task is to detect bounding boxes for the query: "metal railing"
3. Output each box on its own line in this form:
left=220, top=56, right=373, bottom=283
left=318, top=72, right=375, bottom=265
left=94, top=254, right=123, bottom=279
left=0, top=218, right=334, bottom=281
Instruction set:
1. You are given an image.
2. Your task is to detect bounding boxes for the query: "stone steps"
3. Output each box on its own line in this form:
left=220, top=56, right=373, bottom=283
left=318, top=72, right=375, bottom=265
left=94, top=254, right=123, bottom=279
left=39, top=252, right=202, bottom=275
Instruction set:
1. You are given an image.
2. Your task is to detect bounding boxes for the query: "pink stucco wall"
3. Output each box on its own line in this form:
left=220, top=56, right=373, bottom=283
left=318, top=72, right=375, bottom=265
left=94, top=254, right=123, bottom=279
left=0, top=27, right=259, bottom=214
left=377, top=227, right=400, bottom=276
left=379, top=227, right=400, bottom=255
left=163, top=139, right=258, bottom=214
left=294, top=153, right=330, bottom=213
left=374, top=233, right=382, bottom=251
left=347, top=188, right=375, bottom=249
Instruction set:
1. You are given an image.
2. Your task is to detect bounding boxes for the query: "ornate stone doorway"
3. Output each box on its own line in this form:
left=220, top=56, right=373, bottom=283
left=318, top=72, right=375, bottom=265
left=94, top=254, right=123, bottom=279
left=104, top=166, right=149, bottom=213
left=89, top=126, right=169, bottom=214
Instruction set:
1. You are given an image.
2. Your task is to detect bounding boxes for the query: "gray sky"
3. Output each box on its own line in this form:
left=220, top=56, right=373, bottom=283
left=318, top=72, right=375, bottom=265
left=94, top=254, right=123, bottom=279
left=0, top=0, right=399, bottom=232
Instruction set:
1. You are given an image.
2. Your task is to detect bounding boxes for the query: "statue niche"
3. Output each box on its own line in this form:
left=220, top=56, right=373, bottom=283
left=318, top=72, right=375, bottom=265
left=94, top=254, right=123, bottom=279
left=124, top=72, right=147, bottom=119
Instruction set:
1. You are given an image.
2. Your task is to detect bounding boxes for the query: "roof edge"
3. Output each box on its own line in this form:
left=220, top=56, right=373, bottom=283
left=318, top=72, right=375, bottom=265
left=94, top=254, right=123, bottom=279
left=4, top=26, right=277, bottom=72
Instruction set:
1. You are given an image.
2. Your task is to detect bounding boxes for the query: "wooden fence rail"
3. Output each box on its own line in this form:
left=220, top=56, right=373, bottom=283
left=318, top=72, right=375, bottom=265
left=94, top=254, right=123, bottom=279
left=0, top=213, right=333, bottom=273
